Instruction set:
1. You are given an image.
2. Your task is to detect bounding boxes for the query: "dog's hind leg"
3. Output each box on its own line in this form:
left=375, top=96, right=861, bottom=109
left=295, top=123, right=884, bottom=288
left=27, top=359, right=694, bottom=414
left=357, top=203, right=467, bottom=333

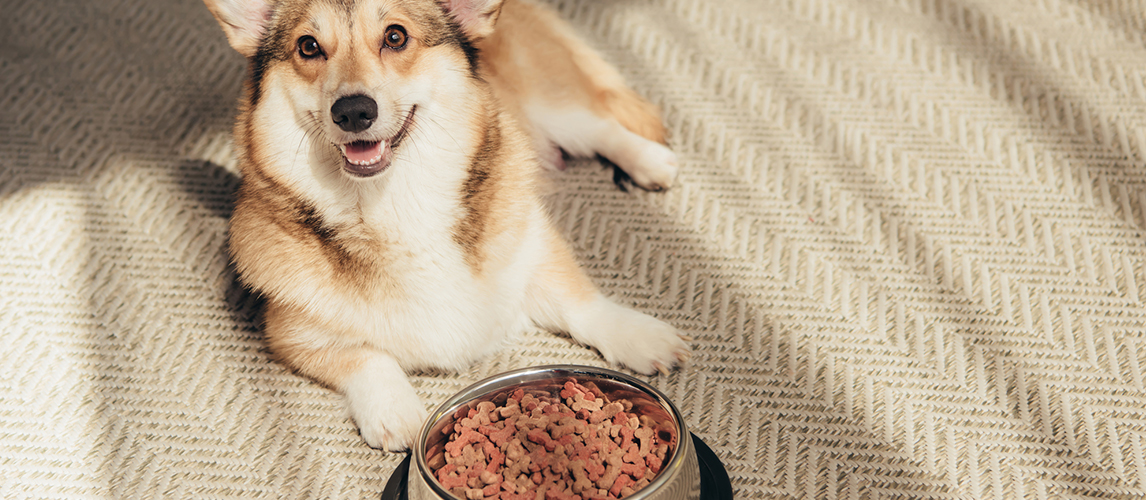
left=523, top=223, right=690, bottom=374
left=523, top=58, right=679, bottom=191
left=481, top=0, right=678, bottom=190
left=525, top=105, right=678, bottom=190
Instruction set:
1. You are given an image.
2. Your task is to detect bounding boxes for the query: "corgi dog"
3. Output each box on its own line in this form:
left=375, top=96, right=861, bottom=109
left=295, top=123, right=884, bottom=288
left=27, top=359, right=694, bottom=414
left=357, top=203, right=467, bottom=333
left=204, top=0, right=689, bottom=451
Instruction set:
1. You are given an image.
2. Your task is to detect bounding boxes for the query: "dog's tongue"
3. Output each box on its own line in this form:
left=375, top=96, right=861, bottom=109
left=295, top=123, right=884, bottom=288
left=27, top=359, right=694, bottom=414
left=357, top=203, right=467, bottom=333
left=344, top=140, right=384, bottom=165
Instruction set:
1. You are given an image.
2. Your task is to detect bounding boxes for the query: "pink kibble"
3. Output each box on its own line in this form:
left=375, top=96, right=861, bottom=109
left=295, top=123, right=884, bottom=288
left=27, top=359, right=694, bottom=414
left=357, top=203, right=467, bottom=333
left=645, top=453, right=663, bottom=475
left=609, top=475, right=635, bottom=497
left=430, top=385, right=671, bottom=500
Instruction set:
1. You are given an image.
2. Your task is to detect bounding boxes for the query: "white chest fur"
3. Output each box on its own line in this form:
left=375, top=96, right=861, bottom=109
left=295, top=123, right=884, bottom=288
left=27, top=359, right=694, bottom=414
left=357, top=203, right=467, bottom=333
left=266, top=115, right=541, bottom=371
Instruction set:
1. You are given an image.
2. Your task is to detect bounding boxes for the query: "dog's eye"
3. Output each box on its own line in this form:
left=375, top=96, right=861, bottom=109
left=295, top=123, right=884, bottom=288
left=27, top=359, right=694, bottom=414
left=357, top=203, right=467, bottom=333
left=298, top=35, right=323, bottom=58
left=383, top=25, right=408, bottom=50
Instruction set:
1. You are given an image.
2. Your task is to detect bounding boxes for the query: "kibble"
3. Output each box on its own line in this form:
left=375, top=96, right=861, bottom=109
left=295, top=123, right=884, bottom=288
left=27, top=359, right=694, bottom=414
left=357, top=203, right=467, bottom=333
left=429, top=380, right=672, bottom=500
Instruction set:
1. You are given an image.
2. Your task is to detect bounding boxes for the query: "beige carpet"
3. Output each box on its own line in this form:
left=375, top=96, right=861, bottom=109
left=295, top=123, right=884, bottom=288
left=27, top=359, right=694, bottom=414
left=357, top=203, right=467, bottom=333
left=5, top=0, right=1146, bottom=498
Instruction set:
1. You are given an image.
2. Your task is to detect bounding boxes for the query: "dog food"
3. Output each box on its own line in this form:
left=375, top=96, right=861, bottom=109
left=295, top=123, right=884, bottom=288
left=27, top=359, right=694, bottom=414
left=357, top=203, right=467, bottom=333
left=428, top=380, right=673, bottom=500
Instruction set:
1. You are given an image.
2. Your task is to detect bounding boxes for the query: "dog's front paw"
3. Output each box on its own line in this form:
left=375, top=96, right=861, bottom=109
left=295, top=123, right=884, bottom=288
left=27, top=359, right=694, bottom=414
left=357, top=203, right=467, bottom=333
left=573, top=298, right=690, bottom=375
left=608, top=312, right=691, bottom=375
left=343, top=362, right=428, bottom=451
left=351, top=394, right=427, bottom=451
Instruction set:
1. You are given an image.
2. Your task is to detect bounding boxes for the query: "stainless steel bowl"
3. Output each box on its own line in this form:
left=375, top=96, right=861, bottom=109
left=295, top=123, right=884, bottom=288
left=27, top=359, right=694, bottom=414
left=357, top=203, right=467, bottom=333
left=407, top=365, right=700, bottom=500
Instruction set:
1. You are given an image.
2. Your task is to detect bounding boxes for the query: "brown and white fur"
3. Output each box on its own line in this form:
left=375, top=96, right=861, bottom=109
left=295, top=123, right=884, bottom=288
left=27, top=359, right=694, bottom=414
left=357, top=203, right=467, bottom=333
left=204, top=0, right=688, bottom=451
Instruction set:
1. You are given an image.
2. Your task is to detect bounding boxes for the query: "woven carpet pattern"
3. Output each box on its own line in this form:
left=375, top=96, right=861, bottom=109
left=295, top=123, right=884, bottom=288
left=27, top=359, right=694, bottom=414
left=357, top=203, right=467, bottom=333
left=4, top=0, right=1146, bottom=498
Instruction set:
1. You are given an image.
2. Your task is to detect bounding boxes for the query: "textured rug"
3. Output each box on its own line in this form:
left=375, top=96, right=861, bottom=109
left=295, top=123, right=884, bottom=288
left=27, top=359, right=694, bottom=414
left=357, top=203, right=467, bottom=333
left=5, top=0, right=1146, bottom=498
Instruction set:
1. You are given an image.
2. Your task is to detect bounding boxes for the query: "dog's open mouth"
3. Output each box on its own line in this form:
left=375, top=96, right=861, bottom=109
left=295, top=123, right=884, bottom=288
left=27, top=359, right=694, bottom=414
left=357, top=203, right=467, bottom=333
left=340, top=106, right=416, bottom=178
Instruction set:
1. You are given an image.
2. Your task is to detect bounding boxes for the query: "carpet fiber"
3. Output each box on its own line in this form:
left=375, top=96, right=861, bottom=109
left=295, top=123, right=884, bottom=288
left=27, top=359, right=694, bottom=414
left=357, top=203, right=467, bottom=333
left=4, top=0, right=1146, bottom=498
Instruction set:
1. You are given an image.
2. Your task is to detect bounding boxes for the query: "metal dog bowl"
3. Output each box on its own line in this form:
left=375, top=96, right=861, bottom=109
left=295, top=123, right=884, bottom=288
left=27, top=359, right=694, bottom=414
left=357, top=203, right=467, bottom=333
left=399, top=365, right=708, bottom=500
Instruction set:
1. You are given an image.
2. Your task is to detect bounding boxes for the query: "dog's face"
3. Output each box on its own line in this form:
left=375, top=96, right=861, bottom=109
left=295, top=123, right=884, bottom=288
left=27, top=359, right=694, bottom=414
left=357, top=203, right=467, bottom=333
left=207, top=0, right=502, bottom=180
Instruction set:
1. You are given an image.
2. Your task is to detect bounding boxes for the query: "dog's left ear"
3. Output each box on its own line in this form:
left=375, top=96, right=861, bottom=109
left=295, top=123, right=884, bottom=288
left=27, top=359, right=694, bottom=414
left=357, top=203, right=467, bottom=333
left=441, top=0, right=505, bottom=41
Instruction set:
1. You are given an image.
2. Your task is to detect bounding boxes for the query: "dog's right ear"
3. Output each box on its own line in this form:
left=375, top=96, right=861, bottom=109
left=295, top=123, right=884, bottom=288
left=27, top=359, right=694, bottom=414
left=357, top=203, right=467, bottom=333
left=203, top=0, right=274, bottom=58
left=441, top=0, right=505, bottom=41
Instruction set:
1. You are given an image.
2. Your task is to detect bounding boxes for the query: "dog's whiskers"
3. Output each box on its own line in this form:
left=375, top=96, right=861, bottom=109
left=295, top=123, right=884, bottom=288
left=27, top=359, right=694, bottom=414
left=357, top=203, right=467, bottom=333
left=288, top=111, right=327, bottom=171
left=416, top=113, right=464, bottom=153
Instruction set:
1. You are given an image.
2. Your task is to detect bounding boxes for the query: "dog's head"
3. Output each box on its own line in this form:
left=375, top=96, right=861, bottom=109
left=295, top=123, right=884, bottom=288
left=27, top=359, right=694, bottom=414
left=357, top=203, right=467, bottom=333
left=206, top=0, right=504, bottom=179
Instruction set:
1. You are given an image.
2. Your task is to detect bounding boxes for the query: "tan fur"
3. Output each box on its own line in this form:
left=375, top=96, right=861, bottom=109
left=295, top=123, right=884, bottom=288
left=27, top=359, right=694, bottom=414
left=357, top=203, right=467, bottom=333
left=452, top=101, right=538, bottom=274
left=479, top=0, right=667, bottom=143
left=207, top=0, right=687, bottom=451
left=535, top=223, right=598, bottom=305
left=263, top=300, right=370, bottom=389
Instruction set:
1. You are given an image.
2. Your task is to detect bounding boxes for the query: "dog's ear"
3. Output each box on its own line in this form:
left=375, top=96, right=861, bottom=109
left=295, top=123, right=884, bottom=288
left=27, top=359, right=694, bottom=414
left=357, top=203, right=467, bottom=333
left=441, top=0, right=505, bottom=41
left=203, top=0, right=274, bottom=58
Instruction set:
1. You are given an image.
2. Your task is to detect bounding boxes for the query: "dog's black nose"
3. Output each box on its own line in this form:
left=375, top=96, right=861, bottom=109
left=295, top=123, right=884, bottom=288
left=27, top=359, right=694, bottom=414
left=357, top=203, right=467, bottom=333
left=331, top=94, right=378, bottom=133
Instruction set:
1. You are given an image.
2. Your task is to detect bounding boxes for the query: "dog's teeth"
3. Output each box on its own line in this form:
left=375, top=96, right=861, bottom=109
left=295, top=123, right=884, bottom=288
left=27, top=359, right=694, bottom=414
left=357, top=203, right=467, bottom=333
left=342, top=141, right=386, bottom=166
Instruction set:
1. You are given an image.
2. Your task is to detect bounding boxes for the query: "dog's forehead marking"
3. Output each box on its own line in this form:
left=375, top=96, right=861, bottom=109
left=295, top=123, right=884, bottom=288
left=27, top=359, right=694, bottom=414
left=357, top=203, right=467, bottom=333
left=270, top=0, right=353, bottom=37
left=272, top=0, right=454, bottom=45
